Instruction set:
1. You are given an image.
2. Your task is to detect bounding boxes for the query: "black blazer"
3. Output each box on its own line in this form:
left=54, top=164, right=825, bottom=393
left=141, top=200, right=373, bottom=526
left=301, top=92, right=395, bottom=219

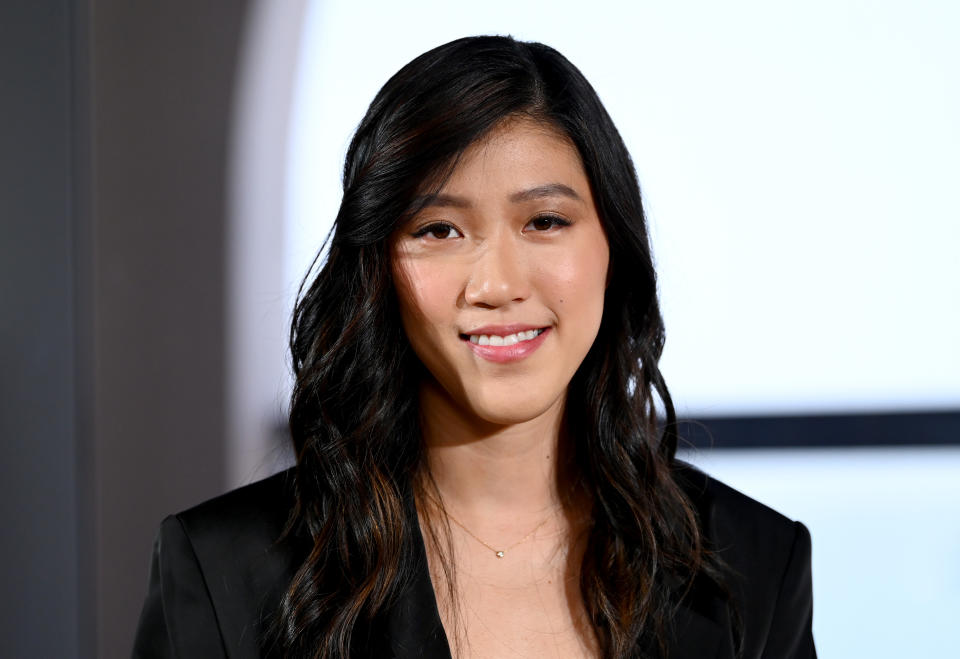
left=133, top=466, right=816, bottom=658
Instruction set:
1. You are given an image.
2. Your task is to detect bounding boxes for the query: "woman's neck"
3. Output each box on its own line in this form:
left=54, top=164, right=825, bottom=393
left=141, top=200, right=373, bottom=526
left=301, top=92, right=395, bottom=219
left=417, top=378, right=572, bottom=517
left=416, top=380, right=598, bottom=658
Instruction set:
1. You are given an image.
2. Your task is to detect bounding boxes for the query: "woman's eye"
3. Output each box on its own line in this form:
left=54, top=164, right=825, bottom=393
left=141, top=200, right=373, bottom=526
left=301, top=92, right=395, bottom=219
left=525, top=214, right=571, bottom=232
left=412, top=222, right=462, bottom=240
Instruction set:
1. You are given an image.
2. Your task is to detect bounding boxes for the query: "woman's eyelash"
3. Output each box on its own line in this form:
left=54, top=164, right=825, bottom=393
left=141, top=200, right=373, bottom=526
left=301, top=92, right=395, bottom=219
left=411, top=215, right=570, bottom=238
left=527, top=214, right=572, bottom=230
left=411, top=222, right=460, bottom=239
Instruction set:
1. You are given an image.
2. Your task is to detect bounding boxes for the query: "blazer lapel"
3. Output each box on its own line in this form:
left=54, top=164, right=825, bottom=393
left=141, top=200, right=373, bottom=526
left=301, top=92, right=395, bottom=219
left=382, top=561, right=452, bottom=659
left=380, top=492, right=453, bottom=659
left=668, top=598, right=733, bottom=659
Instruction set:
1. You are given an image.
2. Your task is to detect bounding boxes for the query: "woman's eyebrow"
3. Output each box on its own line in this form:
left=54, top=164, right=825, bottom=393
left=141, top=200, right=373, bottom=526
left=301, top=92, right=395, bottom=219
left=414, top=183, right=582, bottom=210
left=417, top=193, right=471, bottom=209
left=509, top=183, right=582, bottom=203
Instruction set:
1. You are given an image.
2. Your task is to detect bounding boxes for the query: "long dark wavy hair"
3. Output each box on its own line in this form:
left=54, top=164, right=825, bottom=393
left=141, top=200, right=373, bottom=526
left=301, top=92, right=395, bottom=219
left=281, top=35, right=728, bottom=658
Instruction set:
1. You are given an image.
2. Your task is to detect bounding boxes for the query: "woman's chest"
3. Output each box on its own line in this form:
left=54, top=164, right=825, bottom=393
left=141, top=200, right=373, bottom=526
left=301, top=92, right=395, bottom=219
left=438, top=562, right=598, bottom=659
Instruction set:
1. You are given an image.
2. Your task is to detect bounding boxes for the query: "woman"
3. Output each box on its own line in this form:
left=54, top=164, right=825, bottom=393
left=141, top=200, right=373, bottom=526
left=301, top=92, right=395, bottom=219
left=134, top=36, right=815, bottom=658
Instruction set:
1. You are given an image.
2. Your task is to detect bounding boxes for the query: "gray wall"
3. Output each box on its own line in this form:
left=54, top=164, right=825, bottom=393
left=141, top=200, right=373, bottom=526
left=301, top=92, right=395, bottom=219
left=1, top=2, right=249, bottom=656
left=91, top=3, right=248, bottom=655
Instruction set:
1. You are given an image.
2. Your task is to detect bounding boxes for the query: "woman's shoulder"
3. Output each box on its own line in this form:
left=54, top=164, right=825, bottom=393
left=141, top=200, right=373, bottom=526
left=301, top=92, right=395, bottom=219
left=134, top=469, right=304, bottom=658
left=164, top=467, right=306, bottom=621
left=673, top=461, right=816, bottom=658
left=673, top=459, right=811, bottom=582
left=674, top=460, right=806, bottom=542
left=172, top=467, right=297, bottom=543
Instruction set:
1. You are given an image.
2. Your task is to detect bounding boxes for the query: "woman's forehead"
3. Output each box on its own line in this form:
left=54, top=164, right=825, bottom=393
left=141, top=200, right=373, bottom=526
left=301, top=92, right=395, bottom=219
left=435, top=118, right=587, bottom=197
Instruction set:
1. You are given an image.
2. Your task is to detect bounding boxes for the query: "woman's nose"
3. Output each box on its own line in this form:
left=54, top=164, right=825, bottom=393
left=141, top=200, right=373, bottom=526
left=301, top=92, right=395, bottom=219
left=463, top=234, right=530, bottom=308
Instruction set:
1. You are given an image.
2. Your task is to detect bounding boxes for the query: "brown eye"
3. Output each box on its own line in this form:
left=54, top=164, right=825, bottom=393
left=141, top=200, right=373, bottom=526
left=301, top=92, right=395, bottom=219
left=525, top=214, right=572, bottom=232
left=412, top=222, right=462, bottom=240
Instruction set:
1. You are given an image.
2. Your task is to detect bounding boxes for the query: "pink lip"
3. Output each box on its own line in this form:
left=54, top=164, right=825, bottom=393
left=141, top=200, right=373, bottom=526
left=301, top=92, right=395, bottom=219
left=461, top=327, right=551, bottom=363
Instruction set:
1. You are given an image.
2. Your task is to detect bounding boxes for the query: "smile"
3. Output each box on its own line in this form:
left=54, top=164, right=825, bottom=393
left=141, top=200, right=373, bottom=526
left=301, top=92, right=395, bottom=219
left=459, top=327, right=551, bottom=363
left=466, top=328, right=545, bottom=346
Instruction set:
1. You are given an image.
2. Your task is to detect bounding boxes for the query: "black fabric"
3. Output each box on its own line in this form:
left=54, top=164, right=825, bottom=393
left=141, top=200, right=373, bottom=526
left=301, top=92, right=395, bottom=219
left=132, top=466, right=816, bottom=658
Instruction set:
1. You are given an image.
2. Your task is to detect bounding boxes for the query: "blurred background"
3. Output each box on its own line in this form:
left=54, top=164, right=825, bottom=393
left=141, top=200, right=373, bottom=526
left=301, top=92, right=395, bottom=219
left=2, top=1, right=957, bottom=657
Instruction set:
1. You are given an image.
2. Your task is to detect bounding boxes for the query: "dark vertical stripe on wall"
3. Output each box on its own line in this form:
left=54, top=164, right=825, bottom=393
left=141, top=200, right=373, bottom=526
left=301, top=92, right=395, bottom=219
left=0, top=1, right=81, bottom=657
left=70, top=0, right=96, bottom=656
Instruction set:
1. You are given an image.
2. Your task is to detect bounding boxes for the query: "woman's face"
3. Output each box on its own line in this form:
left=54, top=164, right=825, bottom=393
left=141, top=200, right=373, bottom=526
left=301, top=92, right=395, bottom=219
left=391, top=118, right=609, bottom=427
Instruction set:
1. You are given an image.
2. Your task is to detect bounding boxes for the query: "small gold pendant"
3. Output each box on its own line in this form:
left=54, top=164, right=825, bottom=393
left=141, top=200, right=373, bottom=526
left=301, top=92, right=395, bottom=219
left=495, top=551, right=504, bottom=558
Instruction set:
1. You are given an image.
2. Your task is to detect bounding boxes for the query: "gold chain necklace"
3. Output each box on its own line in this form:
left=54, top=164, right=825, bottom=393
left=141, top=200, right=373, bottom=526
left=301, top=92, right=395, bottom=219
left=423, top=492, right=553, bottom=559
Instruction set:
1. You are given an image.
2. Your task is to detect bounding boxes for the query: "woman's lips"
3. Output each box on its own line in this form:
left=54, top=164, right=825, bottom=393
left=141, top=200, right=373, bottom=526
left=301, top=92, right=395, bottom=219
left=460, top=327, right=550, bottom=363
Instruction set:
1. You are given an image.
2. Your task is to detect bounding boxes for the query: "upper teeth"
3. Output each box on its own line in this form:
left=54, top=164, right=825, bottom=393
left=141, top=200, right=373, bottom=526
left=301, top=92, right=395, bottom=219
left=469, top=329, right=542, bottom=346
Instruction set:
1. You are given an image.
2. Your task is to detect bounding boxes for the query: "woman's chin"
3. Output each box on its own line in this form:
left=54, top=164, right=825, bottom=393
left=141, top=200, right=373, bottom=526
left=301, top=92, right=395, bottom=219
left=464, top=391, right=565, bottom=428
left=417, top=373, right=567, bottom=431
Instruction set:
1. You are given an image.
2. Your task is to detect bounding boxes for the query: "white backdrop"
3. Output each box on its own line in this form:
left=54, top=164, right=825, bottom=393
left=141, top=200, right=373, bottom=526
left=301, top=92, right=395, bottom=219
left=286, top=0, right=960, bottom=419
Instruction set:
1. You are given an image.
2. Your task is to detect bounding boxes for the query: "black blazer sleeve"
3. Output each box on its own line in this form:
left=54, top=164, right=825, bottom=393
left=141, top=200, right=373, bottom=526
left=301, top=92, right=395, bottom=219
left=133, top=515, right=228, bottom=658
